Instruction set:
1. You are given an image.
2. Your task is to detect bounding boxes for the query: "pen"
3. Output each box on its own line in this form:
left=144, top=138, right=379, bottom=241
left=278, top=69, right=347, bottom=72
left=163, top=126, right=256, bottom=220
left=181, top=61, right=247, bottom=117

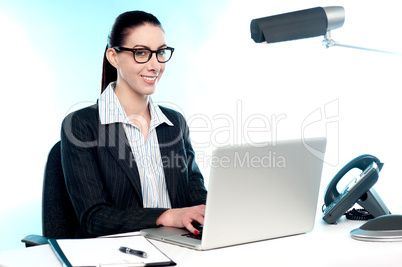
left=119, top=246, right=148, bottom=258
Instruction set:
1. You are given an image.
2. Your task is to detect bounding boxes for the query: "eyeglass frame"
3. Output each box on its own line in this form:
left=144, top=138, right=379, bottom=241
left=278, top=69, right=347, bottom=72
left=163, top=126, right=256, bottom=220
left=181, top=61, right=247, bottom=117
left=112, top=46, right=175, bottom=63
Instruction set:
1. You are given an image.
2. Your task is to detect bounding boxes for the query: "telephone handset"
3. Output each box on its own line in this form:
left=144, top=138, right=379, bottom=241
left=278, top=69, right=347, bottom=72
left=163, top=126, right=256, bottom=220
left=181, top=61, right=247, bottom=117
left=322, top=154, right=391, bottom=224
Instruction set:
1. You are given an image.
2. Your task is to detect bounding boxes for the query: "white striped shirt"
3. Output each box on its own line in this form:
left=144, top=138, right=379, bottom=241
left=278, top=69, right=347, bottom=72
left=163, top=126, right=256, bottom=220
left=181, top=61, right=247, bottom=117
left=99, top=82, right=173, bottom=208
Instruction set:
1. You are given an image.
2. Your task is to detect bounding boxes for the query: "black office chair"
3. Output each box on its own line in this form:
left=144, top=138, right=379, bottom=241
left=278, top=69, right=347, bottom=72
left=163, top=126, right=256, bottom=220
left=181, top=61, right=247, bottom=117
left=21, top=141, right=79, bottom=246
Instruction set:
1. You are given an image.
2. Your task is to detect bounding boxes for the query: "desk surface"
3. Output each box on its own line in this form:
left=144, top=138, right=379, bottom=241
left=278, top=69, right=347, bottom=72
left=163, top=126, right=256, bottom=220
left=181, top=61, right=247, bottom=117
left=1, top=217, right=402, bottom=267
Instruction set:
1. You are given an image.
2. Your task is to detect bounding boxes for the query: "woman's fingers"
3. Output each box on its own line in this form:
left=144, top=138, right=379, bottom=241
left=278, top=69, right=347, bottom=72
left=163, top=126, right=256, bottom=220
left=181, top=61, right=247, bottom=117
left=156, top=204, right=206, bottom=234
left=183, top=205, right=205, bottom=234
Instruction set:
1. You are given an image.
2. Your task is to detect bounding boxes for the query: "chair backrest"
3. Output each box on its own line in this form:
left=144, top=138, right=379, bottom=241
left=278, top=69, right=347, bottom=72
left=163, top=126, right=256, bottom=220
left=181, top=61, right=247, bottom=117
left=42, top=141, right=79, bottom=239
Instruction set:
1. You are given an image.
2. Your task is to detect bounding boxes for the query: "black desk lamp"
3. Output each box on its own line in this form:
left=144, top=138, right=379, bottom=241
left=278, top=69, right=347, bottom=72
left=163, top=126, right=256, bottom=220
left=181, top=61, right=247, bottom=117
left=250, top=6, right=401, bottom=55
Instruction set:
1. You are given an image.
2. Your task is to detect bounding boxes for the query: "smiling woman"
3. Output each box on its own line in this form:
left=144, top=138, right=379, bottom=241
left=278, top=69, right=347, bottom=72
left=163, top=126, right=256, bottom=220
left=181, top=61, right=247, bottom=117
left=60, top=10, right=208, bottom=238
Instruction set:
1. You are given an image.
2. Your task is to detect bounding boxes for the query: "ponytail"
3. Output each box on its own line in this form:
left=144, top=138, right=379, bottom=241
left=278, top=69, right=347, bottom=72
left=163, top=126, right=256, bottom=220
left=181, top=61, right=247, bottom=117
left=101, top=45, right=117, bottom=93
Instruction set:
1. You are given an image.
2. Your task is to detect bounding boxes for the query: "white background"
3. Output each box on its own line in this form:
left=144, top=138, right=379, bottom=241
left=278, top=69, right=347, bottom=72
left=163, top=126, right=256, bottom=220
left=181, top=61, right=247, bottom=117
left=1, top=0, right=401, bottom=251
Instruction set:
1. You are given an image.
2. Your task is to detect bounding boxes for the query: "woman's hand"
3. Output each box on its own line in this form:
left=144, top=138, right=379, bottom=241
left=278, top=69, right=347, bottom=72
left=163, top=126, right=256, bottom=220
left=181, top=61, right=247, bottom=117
left=156, top=205, right=206, bottom=235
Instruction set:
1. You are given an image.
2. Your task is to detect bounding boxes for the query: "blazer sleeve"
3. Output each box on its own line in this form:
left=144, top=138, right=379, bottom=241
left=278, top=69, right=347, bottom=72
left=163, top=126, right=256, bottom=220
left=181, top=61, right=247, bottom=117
left=61, top=106, right=167, bottom=237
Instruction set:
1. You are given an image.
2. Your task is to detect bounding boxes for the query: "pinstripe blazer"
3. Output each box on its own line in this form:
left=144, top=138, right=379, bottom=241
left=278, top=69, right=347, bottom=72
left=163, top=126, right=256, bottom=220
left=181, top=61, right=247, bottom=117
left=61, top=103, right=207, bottom=237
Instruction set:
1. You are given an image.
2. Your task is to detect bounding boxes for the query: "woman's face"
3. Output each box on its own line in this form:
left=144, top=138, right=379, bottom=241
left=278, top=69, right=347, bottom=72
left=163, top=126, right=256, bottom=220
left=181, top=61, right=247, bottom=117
left=112, top=24, right=167, bottom=97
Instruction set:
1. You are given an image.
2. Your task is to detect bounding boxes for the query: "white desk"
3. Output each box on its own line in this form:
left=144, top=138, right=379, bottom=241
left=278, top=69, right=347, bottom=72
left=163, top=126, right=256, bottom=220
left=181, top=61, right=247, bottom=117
left=1, top=217, right=401, bottom=267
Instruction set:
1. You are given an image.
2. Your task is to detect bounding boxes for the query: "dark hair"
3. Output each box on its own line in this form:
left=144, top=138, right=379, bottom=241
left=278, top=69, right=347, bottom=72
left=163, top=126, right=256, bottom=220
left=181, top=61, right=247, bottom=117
left=101, top=11, right=162, bottom=93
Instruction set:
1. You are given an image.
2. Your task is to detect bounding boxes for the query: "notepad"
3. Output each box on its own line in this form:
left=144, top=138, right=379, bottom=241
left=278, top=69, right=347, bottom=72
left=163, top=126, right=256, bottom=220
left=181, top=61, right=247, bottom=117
left=48, top=234, right=175, bottom=266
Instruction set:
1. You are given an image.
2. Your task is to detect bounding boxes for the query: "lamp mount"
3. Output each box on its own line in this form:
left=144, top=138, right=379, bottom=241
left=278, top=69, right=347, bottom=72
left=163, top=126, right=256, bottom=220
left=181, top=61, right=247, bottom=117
left=322, top=31, right=401, bottom=56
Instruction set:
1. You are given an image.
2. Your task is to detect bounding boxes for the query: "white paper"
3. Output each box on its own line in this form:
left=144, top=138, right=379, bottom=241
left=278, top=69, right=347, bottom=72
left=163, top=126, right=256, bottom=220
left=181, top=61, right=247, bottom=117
left=56, top=235, right=171, bottom=266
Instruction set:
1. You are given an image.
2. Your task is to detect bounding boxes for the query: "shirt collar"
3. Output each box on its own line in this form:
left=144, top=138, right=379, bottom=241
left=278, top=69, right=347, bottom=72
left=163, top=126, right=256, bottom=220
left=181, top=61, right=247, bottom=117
left=149, top=97, right=174, bottom=129
left=99, top=82, right=174, bottom=128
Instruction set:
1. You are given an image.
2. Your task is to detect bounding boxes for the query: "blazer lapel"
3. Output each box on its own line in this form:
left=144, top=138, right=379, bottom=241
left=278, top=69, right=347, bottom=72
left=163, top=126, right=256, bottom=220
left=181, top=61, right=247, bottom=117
left=97, top=103, right=184, bottom=208
left=156, top=123, right=184, bottom=207
left=99, top=122, right=143, bottom=204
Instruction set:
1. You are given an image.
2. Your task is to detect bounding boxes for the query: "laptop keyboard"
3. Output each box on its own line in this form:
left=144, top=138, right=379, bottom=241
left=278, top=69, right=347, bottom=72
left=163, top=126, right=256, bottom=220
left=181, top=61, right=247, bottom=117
left=182, top=232, right=203, bottom=240
left=182, top=225, right=203, bottom=240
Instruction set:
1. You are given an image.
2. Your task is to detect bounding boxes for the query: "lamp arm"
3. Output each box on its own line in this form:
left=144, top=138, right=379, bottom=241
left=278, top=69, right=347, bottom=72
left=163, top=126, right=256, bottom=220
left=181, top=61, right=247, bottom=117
left=323, top=31, right=402, bottom=56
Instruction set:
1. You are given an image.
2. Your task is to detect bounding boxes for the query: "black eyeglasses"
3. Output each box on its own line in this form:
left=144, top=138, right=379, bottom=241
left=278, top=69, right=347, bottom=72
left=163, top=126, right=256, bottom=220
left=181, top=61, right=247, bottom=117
left=113, top=46, right=175, bottom=63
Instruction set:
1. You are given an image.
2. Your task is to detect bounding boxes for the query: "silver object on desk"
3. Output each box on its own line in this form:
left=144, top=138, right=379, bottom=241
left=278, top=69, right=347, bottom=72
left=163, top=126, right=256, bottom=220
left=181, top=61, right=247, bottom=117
left=351, top=214, right=402, bottom=242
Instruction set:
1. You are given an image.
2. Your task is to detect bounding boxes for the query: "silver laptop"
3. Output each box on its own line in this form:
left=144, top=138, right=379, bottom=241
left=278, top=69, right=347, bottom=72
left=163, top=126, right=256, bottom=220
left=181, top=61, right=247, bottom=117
left=141, top=137, right=326, bottom=250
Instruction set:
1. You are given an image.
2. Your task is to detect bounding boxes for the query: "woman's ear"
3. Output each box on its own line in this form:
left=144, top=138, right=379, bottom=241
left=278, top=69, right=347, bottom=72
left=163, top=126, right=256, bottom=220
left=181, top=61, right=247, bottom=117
left=106, top=48, right=119, bottom=69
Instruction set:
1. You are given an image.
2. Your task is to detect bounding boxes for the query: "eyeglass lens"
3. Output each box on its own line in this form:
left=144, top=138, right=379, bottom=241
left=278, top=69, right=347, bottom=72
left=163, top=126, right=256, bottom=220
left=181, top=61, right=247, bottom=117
left=134, top=49, right=172, bottom=63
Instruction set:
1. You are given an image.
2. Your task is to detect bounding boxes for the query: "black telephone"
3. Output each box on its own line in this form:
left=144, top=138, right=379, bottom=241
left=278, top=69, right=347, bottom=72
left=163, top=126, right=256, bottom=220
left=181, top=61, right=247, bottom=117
left=322, top=154, right=391, bottom=224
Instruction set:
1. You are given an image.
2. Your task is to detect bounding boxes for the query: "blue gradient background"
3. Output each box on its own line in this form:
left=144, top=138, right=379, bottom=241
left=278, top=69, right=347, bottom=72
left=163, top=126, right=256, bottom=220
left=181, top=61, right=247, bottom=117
left=1, top=0, right=401, bottom=251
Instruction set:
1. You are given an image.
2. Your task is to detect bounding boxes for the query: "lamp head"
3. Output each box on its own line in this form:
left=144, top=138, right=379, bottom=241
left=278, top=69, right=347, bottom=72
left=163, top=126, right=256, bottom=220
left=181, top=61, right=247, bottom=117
left=250, top=6, right=345, bottom=43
